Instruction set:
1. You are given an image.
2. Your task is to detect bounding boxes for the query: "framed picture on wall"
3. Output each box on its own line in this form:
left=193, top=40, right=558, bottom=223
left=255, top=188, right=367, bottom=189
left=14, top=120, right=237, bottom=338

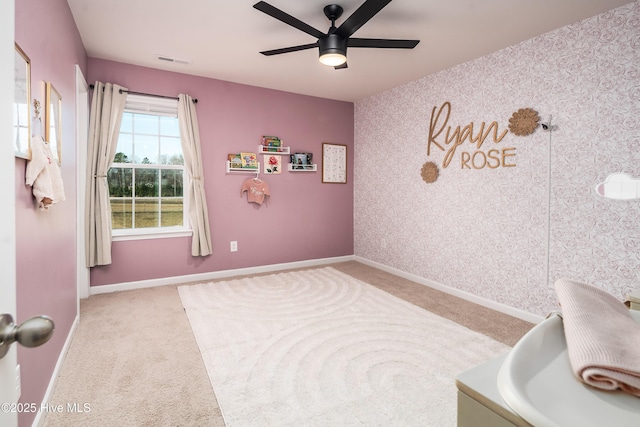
left=45, top=82, right=62, bottom=165
left=264, top=155, right=282, bottom=174
left=14, top=43, right=31, bottom=159
left=322, top=143, right=347, bottom=184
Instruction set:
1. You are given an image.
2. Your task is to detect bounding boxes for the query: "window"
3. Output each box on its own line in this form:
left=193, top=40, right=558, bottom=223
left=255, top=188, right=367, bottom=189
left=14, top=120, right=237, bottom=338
left=108, top=95, right=190, bottom=240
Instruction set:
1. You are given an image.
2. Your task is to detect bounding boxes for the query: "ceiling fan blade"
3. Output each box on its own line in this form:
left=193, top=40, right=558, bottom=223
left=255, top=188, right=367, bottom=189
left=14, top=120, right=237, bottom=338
left=348, top=38, right=420, bottom=49
left=260, top=43, right=318, bottom=56
left=334, top=62, right=348, bottom=70
left=253, top=1, right=325, bottom=39
left=334, top=0, right=392, bottom=38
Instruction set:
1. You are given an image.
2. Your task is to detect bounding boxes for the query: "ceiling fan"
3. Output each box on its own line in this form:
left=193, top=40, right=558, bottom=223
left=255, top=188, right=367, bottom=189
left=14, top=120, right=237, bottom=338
left=253, top=0, right=420, bottom=69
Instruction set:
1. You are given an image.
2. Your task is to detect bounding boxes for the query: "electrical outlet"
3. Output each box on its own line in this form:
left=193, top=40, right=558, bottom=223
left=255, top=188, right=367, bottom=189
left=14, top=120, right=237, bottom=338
left=230, top=241, right=238, bottom=252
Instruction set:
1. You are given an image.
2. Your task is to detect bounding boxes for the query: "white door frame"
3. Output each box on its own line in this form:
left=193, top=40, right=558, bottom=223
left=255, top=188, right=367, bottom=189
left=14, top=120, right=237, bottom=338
left=75, top=65, right=90, bottom=301
left=1, top=0, right=19, bottom=425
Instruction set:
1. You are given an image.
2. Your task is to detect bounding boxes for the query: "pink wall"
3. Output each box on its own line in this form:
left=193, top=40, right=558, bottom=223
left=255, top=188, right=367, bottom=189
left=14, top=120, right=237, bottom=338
left=87, top=59, right=354, bottom=286
left=15, top=0, right=87, bottom=425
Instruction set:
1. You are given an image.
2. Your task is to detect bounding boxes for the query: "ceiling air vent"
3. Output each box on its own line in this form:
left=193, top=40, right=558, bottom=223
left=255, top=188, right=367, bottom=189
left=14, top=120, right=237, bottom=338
left=155, top=54, right=192, bottom=65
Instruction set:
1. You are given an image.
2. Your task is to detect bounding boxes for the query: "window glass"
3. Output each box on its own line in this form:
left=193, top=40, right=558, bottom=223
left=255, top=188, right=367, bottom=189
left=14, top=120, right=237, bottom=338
left=161, top=198, right=183, bottom=227
left=135, top=168, right=158, bottom=198
left=120, top=112, right=133, bottom=132
left=111, top=198, right=133, bottom=229
left=134, top=134, right=159, bottom=164
left=133, top=113, right=159, bottom=135
left=161, top=169, right=183, bottom=197
left=160, top=136, right=183, bottom=165
left=115, top=133, right=133, bottom=163
left=160, top=116, right=180, bottom=137
left=134, top=198, right=159, bottom=229
left=108, top=96, right=188, bottom=237
left=108, top=167, right=133, bottom=197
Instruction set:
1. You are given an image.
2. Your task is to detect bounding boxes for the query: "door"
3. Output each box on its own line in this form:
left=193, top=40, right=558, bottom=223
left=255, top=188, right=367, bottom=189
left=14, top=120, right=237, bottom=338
left=1, top=1, right=18, bottom=426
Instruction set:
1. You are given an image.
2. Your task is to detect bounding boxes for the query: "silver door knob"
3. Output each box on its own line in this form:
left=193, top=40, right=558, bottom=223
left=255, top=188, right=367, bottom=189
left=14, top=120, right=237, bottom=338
left=0, top=313, right=54, bottom=359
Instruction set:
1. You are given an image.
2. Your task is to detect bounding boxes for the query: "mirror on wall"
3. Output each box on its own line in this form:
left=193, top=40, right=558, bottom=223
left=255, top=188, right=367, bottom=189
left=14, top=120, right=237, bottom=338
left=14, top=43, right=31, bottom=159
left=595, top=173, right=640, bottom=200
left=45, top=82, right=62, bottom=165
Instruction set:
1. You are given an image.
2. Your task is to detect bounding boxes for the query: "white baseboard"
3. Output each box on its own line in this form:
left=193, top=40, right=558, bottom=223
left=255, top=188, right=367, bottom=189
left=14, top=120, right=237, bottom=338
left=353, top=256, right=544, bottom=324
left=33, top=314, right=80, bottom=427
left=89, top=255, right=356, bottom=295
left=89, top=254, right=542, bottom=324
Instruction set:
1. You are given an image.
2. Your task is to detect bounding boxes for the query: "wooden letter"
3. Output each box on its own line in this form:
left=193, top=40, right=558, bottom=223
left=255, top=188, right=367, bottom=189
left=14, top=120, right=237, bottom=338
left=472, top=151, right=487, bottom=169
left=486, top=149, right=501, bottom=169
left=427, top=102, right=451, bottom=156
left=461, top=152, right=471, bottom=169
left=501, top=147, right=516, bottom=167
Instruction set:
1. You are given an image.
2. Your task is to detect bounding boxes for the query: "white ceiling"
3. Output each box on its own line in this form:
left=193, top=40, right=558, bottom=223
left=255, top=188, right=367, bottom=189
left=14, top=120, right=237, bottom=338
left=67, top=0, right=631, bottom=102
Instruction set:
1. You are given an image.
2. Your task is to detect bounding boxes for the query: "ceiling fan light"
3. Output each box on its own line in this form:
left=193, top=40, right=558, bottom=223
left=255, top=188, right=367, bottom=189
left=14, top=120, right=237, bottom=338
left=319, top=52, right=347, bottom=66
left=318, top=34, right=347, bottom=67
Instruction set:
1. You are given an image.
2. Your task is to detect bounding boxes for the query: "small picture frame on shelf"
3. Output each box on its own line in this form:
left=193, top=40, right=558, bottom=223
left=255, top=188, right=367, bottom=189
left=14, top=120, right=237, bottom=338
left=290, top=152, right=313, bottom=170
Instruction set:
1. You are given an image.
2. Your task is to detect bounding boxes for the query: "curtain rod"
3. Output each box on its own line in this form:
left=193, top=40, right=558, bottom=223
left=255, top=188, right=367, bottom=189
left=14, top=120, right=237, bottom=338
left=89, top=84, right=197, bottom=103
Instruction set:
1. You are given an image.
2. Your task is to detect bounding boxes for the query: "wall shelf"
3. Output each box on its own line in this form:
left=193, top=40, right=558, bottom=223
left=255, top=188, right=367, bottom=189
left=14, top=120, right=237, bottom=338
left=258, top=145, right=290, bottom=155
left=288, top=163, right=317, bottom=172
left=226, top=161, right=260, bottom=174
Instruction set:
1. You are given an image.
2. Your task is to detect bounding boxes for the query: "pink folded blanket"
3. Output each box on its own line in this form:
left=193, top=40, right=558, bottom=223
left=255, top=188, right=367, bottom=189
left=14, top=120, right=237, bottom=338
left=555, top=279, right=640, bottom=397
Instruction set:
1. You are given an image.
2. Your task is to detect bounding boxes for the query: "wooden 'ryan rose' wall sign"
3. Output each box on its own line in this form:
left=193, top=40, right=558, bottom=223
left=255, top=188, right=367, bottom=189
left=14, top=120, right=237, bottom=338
left=422, top=102, right=540, bottom=184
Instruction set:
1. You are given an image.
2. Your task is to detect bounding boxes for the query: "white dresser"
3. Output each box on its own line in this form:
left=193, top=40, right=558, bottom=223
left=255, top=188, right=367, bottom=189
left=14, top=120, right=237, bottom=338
left=456, top=354, right=532, bottom=427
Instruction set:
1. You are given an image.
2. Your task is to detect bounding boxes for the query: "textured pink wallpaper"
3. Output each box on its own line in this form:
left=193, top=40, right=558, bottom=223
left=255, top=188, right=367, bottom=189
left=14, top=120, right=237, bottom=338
left=354, top=2, right=640, bottom=317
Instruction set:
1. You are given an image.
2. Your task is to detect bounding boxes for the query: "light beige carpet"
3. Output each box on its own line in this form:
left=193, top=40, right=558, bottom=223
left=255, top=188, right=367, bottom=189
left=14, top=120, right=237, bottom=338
left=178, top=267, right=511, bottom=426
left=43, top=261, right=533, bottom=426
left=42, top=283, right=222, bottom=427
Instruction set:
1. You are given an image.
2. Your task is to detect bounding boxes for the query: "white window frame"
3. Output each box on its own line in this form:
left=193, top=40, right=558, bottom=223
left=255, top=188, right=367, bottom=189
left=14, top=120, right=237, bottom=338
left=110, top=94, right=192, bottom=241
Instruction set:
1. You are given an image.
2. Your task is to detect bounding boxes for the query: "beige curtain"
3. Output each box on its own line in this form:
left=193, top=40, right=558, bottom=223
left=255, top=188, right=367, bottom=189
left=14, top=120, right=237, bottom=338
left=85, top=82, right=127, bottom=267
left=178, top=94, right=213, bottom=256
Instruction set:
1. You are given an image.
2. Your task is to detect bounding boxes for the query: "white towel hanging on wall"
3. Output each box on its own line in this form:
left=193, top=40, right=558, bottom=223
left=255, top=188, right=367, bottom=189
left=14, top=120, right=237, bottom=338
left=25, top=135, right=65, bottom=210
